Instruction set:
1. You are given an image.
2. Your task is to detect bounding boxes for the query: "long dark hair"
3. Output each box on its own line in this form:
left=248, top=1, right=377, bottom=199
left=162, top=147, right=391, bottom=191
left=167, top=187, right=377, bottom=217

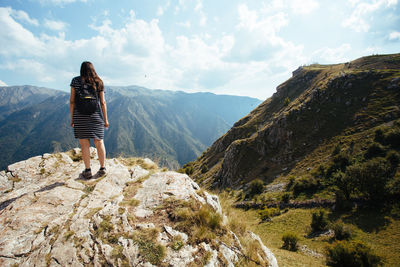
left=80, top=61, right=104, bottom=91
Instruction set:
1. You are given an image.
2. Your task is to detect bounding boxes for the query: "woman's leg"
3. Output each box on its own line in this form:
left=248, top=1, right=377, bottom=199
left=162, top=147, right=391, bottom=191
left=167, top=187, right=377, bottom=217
left=79, top=139, right=91, bottom=169
left=94, top=139, right=106, bottom=168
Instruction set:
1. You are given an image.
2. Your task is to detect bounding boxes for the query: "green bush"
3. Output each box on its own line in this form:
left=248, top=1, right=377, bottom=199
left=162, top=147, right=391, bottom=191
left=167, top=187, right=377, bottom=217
left=345, top=158, right=392, bottom=201
left=386, top=150, right=400, bottom=170
left=385, top=129, right=400, bottom=148
left=327, top=153, right=351, bottom=176
left=281, top=192, right=291, bottom=203
left=334, top=190, right=353, bottom=211
left=331, top=222, right=352, bottom=241
left=332, top=144, right=341, bottom=156
left=311, top=210, right=329, bottom=232
left=374, top=128, right=385, bottom=144
left=201, top=165, right=209, bottom=173
left=283, top=97, right=291, bottom=106
left=364, top=143, right=386, bottom=159
left=292, top=176, right=319, bottom=195
left=333, top=171, right=354, bottom=201
left=248, top=179, right=264, bottom=197
left=286, top=176, right=296, bottom=191
left=258, top=207, right=280, bottom=221
left=282, top=232, right=299, bottom=251
left=326, top=240, right=382, bottom=267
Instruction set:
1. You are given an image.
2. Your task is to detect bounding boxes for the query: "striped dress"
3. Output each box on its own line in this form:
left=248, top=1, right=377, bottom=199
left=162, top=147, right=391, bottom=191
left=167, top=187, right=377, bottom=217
left=71, top=76, right=105, bottom=140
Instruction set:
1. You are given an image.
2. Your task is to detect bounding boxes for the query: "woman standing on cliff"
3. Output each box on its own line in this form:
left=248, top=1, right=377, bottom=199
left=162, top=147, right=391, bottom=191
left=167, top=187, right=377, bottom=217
left=69, top=61, right=109, bottom=179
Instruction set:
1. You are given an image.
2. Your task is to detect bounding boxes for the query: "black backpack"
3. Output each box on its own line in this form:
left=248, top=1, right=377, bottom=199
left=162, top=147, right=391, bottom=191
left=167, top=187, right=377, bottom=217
left=75, top=82, right=99, bottom=115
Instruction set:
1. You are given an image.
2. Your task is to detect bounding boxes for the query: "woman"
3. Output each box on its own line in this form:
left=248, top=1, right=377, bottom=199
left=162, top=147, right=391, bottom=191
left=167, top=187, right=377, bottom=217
left=70, top=61, right=109, bottom=179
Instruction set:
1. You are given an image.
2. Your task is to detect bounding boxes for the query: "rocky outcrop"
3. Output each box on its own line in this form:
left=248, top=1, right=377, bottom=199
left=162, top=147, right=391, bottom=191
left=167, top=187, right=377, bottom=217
left=0, top=149, right=277, bottom=266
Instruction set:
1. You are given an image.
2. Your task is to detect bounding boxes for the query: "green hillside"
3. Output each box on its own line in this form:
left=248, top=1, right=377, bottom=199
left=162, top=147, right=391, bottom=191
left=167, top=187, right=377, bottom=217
left=189, top=53, right=400, bottom=266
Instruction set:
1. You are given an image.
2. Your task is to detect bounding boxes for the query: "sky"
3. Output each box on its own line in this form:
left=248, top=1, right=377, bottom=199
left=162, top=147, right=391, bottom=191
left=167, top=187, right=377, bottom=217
left=0, top=0, right=399, bottom=100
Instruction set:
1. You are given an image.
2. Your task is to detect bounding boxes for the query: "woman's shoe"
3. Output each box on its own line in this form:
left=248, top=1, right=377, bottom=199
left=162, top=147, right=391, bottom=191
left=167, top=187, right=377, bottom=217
left=81, top=169, right=92, bottom=179
left=97, top=167, right=106, bottom=177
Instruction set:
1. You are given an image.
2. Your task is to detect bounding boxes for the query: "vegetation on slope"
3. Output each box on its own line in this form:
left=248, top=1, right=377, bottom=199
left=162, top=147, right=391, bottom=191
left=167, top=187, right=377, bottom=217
left=188, top=53, right=400, bottom=266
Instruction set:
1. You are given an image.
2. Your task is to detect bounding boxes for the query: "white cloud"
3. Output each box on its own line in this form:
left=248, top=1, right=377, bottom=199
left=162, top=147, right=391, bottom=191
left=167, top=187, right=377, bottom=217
left=290, top=0, right=319, bottom=14
left=0, top=80, right=7, bottom=86
left=389, top=31, right=400, bottom=40
left=156, top=1, right=170, bottom=16
left=342, top=0, right=398, bottom=32
left=38, top=0, right=87, bottom=5
left=312, top=44, right=352, bottom=63
left=10, top=9, right=39, bottom=26
left=0, top=7, right=44, bottom=57
left=177, top=21, right=191, bottom=28
left=44, top=19, right=68, bottom=31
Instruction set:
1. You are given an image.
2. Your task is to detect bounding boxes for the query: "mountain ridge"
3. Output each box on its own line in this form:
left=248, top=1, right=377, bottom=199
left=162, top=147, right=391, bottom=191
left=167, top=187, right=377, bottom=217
left=0, top=85, right=261, bottom=170
left=190, top=53, right=400, bottom=188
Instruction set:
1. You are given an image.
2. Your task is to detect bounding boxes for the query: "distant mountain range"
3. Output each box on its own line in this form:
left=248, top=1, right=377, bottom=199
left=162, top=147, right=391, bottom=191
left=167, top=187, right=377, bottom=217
left=0, top=85, right=261, bottom=170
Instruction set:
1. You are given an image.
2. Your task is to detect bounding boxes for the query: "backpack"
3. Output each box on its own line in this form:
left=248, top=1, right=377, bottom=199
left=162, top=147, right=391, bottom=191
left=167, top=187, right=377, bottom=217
left=75, top=82, right=99, bottom=115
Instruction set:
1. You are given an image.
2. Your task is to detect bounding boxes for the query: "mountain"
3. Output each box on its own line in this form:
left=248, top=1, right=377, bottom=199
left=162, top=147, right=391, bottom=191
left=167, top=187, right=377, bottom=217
left=0, top=85, right=62, bottom=121
left=190, top=53, right=400, bottom=188
left=0, top=85, right=261, bottom=170
left=0, top=149, right=277, bottom=266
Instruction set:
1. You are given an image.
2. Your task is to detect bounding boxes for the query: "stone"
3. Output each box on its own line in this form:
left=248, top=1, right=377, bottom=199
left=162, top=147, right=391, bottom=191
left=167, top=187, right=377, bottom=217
left=0, top=150, right=278, bottom=267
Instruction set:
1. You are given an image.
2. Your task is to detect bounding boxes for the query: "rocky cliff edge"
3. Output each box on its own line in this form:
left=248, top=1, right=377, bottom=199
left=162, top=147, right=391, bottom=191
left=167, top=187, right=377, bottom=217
left=0, top=148, right=277, bottom=267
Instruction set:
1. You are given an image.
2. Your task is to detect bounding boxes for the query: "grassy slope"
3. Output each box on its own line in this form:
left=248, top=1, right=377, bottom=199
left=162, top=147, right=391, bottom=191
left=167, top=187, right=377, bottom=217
left=191, top=54, right=400, bottom=266
left=220, top=192, right=400, bottom=266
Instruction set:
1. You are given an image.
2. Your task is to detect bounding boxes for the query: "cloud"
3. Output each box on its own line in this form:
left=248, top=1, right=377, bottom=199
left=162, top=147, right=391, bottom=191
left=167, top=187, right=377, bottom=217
left=156, top=1, right=170, bottom=16
left=0, top=80, right=7, bottom=86
left=342, top=0, right=398, bottom=32
left=311, top=44, right=352, bottom=63
left=0, top=7, right=44, bottom=57
left=177, top=21, right=191, bottom=28
left=389, top=31, right=400, bottom=40
left=229, top=4, right=293, bottom=62
left=290, top=0, right=319, bottom=14
left=37, top=0, right=87, bottom=5
left=10, top=8, right=39, bottom=26
left=44, top=19, right=68, bottom=31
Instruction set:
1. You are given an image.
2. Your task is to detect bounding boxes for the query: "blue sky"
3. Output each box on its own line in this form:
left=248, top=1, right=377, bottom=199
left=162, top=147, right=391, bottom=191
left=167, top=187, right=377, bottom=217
left=0, top=0, right=399, bottom=99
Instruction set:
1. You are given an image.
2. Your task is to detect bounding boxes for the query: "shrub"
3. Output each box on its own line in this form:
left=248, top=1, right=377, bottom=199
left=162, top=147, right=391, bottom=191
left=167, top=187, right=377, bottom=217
left=374, top=128, right=385, bottom=144
left=332, top=144, right=341, bottom=156
left=333, top=171, right=354, bottom=201
left=331, top=222, right=352, bottom=241
left=292, top=176, right=319, bottom=196
left=201, top=165, right=208, bottom=173
left=284, top=97, right=291, bottom=106
left=286, top=176, right=296, bottom=191
left=326, top=240, right=382, bottom=267
left=386, top=150, right=400, bottom=170
left=345, top=158, right=392, bottom=201
left=282, top=232, right=299, bottom=251
left=258, top=207, right=280, bottom=221
left=327, top=153, right=351, bottom=177
left=385, top=129, right=400, bottom=148
left=311, top=210, right=329, bottom=232
left=281, top=192, right=291, bottom=203
left=248, top=179, right=264, bottom=197
left=364, top=143, right=386, bottom=159
left=334, top=190, right=353, bottom=211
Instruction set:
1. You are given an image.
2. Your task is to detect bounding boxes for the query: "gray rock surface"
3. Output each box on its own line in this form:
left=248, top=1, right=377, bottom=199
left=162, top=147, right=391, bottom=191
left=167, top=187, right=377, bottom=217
left=0, top=149, right=278, bottom=266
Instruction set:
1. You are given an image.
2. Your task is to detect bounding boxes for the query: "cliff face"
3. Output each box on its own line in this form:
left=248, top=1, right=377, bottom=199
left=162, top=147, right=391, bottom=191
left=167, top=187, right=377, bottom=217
left=192, top=54, right=400, bottom=188
left=0, top=149, right=277, bottom=267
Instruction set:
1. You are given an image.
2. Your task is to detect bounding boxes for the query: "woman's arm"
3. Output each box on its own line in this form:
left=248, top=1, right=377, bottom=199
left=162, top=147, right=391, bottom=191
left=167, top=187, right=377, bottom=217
left=70, top=86, right=75, bottom=127
left=99, top=90, right=109, bottom=128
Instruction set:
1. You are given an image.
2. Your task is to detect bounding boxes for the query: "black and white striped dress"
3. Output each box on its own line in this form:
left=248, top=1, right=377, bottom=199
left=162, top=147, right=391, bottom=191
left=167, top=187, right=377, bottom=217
left=71, top=76, right=105, bottom=140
